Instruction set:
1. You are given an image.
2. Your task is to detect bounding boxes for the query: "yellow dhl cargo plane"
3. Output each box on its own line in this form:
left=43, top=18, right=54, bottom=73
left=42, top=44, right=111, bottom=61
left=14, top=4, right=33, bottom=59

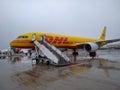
left=10, top=26, right=120, bottom=58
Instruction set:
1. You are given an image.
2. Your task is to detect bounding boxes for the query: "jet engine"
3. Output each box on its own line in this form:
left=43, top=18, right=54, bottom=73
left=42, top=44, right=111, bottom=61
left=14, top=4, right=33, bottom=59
left=84, top=42, right=99, bottom=52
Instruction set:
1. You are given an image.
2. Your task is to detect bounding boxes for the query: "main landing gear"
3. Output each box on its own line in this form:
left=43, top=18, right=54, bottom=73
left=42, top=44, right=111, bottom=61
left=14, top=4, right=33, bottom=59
left=89, top=51, right=96, bottom=59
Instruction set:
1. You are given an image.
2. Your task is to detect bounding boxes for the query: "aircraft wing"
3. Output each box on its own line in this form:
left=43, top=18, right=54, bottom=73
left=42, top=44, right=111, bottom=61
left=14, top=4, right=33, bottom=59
left=77, top=38, right=120, bottom=48
left=96, top=38, right=120, bottom=47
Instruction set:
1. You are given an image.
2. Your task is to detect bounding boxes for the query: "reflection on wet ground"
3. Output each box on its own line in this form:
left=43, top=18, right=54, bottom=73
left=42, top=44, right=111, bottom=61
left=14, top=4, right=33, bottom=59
left=0, top=50, right=120, bottom=90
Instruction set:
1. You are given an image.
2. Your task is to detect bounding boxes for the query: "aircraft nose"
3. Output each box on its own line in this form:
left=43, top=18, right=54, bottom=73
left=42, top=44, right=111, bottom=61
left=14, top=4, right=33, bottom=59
left=10, top=40, right=16, bottom=47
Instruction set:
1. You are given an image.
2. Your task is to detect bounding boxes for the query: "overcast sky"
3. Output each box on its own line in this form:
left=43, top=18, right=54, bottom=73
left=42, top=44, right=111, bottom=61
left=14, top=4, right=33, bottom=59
left=0, top=0, right=120, bottom=49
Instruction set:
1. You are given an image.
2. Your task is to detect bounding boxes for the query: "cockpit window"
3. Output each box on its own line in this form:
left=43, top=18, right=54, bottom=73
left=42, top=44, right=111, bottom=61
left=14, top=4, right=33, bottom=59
left=17, top=36, right=28, bottom=39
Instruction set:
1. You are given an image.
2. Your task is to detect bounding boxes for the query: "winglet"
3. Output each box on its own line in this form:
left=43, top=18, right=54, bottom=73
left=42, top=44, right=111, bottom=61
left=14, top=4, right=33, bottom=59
left=99, top=26, right=106, bottom=40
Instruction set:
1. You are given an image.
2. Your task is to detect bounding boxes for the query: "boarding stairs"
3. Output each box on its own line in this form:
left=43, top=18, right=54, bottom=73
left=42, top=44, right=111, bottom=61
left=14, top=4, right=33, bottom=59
left=32, top=34, right=71, bottom=66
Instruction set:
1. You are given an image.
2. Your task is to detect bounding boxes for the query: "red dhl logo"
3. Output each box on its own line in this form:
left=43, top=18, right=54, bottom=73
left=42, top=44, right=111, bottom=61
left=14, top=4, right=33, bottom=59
left=45, top=36, right=73, bottom=44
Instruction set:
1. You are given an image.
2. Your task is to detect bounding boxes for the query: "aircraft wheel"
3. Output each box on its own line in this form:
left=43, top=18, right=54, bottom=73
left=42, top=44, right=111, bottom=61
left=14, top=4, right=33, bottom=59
left=72, top=51, right=78, bottom=56
left=89, top=52, right=96, bottom=59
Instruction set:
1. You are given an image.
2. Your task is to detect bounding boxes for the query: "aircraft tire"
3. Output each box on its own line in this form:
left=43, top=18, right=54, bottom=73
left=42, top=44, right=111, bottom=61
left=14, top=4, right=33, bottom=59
left=89, top=52, right=96, bottom=58
left=72, top=51, right=78, bottom=56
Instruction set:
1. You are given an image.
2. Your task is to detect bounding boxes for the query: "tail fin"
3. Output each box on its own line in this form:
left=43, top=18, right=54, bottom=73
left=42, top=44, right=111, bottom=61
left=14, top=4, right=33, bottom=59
left=99, top=26, right=106, bottom=40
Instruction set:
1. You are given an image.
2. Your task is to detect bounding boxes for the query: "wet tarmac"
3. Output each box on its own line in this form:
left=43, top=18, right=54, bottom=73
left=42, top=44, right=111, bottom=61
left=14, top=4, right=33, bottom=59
left=0, top=49, right=120, bottom=90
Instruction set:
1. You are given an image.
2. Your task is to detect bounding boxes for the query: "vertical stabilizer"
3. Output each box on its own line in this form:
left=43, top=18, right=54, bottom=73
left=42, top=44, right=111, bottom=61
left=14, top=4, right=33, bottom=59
left=100, top=26, right=106, bottom=40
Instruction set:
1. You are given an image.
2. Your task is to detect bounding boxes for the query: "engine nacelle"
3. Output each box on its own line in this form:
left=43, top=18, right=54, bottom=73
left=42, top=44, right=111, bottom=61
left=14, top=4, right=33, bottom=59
left=84, top=43, right=99, bottom=52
